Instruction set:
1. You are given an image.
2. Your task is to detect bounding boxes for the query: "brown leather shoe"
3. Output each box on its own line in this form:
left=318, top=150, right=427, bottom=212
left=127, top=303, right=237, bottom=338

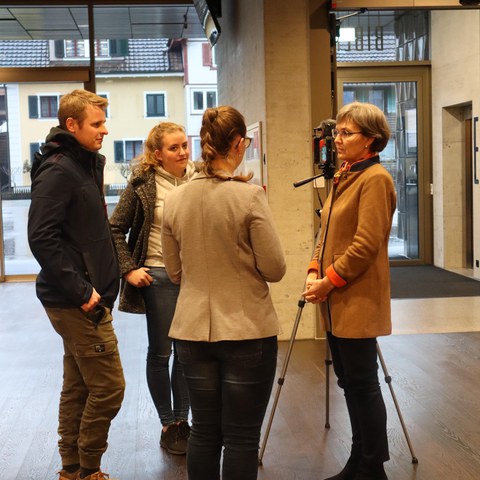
left=76, top=471, right=117, bottom=480
left=58, top=469, right=80, bottom=480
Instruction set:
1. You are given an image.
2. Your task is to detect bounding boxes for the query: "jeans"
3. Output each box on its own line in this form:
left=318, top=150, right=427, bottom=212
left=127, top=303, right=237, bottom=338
left=327, top=332, right=390, bottom=468
left=45, top=306, right=125, bottom=470
left=141, top=267, right=190, bottom=426
left=176, top=336, right=277, bottom=480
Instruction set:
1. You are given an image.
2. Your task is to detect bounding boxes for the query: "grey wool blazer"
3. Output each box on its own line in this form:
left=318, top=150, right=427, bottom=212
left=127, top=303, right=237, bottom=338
left=162, top=172, right=286, bottom=342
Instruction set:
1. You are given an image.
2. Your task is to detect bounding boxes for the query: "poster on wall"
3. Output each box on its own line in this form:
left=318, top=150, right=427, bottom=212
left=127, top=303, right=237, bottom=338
left=236, top=121, right=263, bottom=186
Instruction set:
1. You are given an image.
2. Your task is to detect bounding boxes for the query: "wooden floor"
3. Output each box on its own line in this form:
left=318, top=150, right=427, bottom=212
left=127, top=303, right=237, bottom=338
left=1, top=282, right=480, bottom=479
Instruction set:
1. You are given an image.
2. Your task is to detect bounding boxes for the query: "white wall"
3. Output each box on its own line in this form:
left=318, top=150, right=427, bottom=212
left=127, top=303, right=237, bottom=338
left=184, top=40, right=218, bottom=159
left=5, top=84, right=22, bottom=187
left=431, top=10, right=480, bottom=276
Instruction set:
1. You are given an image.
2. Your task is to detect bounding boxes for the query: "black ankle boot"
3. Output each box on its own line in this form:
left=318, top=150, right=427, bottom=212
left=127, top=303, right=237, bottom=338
left=324, top=456, right=359, bottom=480
left=352, top=462, right=388, bottom=480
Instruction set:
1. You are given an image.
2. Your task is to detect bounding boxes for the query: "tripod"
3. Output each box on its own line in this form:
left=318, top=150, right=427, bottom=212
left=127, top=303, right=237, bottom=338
left=258, top=291, right=419, bottom=465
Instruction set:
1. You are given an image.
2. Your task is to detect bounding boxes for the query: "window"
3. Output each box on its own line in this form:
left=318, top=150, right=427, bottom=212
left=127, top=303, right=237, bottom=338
left=192, top=89, right=217, bottom=114
left=95, top=40, right=110, bottom=57
left=40, top=96, right=58, bottom=118
left=211, top=46, right=217, bottom=67
left=65, top=40, right=86, bottom=58
left=145, top=93, right=166, bottom=118
left=98, top=93, right=110, bottom=118
left=192, top=137, right=202, bottom=161
left=114, top=140, right=143, bottom=163
left=28, top=95, right=59, bottom=119
left=335, top=10, right=429, bottom=63
left=29, top=142, right=42, bottom=164
left=54, top=39, right=127, bottom=59
left=369, top=90, right=385, bottom=110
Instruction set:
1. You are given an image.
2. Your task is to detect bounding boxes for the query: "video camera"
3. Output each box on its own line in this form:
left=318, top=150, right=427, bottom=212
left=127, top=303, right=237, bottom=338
left=313, top=119, right=336, bottom=180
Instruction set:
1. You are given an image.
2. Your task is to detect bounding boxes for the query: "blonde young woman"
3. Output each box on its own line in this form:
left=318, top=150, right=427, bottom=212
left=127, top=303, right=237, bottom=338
left=110, top=122, right=195, bottom=455
left=161, top=106, right=286, bottom=480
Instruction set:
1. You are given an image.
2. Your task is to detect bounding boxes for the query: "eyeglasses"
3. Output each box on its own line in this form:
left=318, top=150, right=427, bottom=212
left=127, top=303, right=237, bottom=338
left=332, top=129, right=362, bottom=139
left=237, top=136, right=252, bottom=149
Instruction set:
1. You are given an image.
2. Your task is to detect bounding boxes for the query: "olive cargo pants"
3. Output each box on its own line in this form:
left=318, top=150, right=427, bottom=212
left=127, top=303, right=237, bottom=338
left=46, top=306, right=125, bottom=470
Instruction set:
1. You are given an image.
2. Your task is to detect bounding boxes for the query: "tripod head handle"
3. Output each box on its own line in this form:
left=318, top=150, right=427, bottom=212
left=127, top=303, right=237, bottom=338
left=293, top=173, right=324, bottom=188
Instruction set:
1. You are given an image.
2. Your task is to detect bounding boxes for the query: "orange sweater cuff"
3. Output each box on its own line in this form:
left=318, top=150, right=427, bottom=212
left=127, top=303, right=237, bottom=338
left=307, top=260, right=319, bottom=274
left=326, top=264, right=347, bottom=288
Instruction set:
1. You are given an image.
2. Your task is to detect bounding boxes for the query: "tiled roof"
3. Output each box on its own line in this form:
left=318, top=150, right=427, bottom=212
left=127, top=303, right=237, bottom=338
left=0, top=40, right=49, bottom=67
left=336, top=34, right=397, bottom=63
left=125, top=39, right=182, bottom=74
left=0, top=38, right=183, bottom=73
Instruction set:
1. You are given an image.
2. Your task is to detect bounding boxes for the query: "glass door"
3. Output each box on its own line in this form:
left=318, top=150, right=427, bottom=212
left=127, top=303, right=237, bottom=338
left=0, top=80, right=85, bottom=280
left=337, top=66, right=432, bottom=264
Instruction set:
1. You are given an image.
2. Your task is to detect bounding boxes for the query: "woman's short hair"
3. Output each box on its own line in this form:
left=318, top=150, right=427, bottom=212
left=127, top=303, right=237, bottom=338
left=336, top=101, right=391, bottom=152
left=58, top=89, right=108, bottom=129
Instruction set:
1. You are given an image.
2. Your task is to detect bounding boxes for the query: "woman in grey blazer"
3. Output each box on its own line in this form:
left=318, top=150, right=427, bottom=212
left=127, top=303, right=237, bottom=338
left=162, top=106, right=286, bottom=480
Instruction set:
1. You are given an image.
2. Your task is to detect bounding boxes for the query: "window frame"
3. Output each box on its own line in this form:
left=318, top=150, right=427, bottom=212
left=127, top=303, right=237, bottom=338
left=191, top=136, right=202, bottom=161
left=113, top=139, right=144, bottom=163
left=59, top=39, right=111, bottom=60
left=191, top=88, right=217, bottom=114
left=98, top=92, right=110, bottom=118
left=144, top=92, right=167, bottom=118
left=28, top=94, right=61, bottom=119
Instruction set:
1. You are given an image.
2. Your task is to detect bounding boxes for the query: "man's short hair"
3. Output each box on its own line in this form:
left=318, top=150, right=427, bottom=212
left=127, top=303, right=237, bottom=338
left=58, top=89, right=108, bottom=129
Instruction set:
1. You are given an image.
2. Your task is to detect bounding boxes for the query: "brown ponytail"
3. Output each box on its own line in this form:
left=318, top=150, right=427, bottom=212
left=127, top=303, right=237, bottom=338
left=200, top=106, right=253, bottom=182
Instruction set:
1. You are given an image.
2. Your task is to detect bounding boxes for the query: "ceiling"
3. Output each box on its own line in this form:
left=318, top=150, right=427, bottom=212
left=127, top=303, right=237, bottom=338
left=0, top=3, right=206, bottom=40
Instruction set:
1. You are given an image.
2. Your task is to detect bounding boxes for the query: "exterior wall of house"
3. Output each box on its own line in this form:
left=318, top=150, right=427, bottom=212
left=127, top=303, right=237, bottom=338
left=96, top=75, right=185, bottom=184
left=183, top=39, right=218, bottom=161
left=14, top=75, right=185, bottom=187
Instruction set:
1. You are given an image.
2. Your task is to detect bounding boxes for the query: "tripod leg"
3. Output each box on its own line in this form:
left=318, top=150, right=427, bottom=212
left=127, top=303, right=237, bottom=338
left=325, top=340, right=332, bottom=428
left=376, top=342, right=419, bottom=464
left=258, top=298, right=306, bottom=465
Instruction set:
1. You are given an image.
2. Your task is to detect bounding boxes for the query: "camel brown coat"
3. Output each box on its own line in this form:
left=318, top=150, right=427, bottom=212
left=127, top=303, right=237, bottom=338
left=162, top=172, right=286, bottom=342
left=312, top=160, right=396, bottom=338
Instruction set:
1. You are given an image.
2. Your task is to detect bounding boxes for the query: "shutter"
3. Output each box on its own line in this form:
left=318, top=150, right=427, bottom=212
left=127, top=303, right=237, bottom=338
left=109, top=40, right=118, bottom=56
left=29, top=143, right=40, bottom=163
left=28, top=96, right=38, bottom=119
left=114, top=141, right=125, bottom=163
left=118, top=39, right=129, bottom=56
left=202, top=43, right=212, bottom=66
left=110, top=39, right=129, bottom=57
left=54, top=40, right=65, bottom=58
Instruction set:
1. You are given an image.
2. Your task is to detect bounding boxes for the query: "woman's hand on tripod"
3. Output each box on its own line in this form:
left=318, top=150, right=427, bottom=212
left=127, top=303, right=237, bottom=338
left=303, top=275, right=334, bottom=303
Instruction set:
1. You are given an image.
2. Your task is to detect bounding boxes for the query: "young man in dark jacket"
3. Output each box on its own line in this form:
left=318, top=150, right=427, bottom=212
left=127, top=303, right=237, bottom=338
left=28, top=89, right=125, bottom=480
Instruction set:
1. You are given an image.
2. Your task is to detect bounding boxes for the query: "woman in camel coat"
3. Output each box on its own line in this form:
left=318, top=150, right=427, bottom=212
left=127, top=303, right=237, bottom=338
left=304, top=102, right=396, bottom=480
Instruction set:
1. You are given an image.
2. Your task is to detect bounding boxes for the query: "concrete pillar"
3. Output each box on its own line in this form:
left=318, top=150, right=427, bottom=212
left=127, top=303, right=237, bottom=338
left=216, top=0, right=333, bottom=338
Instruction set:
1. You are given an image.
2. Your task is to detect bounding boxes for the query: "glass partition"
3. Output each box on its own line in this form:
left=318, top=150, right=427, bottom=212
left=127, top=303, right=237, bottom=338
left=341, top=80, right=420, bottom=260
left=0, top=81, right=84, bottom=276
left=335, top=10, right=429, bottom=63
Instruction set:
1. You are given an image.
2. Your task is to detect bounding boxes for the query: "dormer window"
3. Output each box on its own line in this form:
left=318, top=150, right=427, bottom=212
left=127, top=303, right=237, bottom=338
left=53, top=39, right=128, bottom=60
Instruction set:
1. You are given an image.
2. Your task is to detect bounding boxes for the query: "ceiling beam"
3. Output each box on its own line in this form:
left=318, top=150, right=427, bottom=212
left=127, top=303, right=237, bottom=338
left=332, top=0, right=479, bottom=8
left=0, top=1, right=192, bottom=6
